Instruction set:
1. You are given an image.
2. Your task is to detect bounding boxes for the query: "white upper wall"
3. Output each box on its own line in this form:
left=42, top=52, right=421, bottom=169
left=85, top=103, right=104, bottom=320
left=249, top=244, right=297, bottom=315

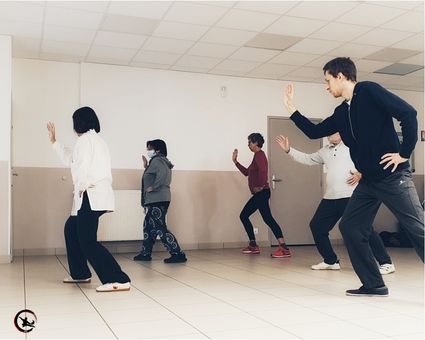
left=0, top=36, right=11, bottom=162
left=12, top=58, right=424, bottom=173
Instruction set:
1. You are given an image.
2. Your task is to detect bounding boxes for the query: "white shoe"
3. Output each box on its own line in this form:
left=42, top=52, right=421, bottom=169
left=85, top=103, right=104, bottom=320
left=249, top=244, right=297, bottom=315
left=96, top=282, right=131, bottom=292
left=379, top=263, right=395, bottom=275
left=311, top=261, right=341, bottom=270
left=63, top=276, right=91, bottom=283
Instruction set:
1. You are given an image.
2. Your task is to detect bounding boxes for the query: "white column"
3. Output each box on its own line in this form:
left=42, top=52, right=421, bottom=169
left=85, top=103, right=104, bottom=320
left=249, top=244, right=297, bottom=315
left=0, top=35, right=12, bottom=263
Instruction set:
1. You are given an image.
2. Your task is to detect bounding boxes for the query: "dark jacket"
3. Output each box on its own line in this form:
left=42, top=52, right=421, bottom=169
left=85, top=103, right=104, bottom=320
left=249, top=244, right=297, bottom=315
left=141, top=154, right=174, bottom=207
left=291, top=81, right=417, bottom=181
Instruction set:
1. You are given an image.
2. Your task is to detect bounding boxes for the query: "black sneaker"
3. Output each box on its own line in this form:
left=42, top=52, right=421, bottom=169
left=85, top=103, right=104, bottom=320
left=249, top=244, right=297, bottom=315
left=133, top=253, right=152, bottom=261
left=346, top=285, right=389, bottom=297
left=164, top=253, right=187, bottom=263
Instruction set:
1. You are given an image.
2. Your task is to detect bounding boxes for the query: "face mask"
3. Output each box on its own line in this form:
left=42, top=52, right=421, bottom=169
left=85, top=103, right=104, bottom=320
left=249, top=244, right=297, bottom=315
left=147, top=150, right=156, bottom=158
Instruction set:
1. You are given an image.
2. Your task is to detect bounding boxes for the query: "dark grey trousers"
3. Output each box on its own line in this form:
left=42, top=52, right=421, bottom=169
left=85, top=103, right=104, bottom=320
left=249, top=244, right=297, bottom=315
left=339, top=169, right=424, bottom=289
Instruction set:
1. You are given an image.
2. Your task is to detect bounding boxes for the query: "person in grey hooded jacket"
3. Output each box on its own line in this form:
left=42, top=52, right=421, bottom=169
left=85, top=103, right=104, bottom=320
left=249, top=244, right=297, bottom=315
left=134, top=139, right=187, bottom=263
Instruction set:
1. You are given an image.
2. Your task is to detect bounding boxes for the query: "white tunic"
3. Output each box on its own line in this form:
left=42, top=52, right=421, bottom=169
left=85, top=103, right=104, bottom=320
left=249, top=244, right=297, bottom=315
left=288, top=142, right=357, bottom=199
left=53, top=129, right=115, bottom=216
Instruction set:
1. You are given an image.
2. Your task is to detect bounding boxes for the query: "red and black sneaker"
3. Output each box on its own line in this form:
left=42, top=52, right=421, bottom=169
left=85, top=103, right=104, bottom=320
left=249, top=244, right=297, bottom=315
left=271, top=246, right=291, bottom=258
left=242, top=245, right=260, bottom=254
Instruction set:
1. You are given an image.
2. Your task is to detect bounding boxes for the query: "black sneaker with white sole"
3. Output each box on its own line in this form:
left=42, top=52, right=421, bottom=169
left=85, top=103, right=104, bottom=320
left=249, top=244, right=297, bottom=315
left=346, top=285, right=389, bottom=297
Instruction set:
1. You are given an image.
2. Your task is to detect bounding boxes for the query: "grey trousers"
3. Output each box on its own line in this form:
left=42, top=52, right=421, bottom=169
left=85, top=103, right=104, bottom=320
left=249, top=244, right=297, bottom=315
left=339, top=169, right=424, bottom=289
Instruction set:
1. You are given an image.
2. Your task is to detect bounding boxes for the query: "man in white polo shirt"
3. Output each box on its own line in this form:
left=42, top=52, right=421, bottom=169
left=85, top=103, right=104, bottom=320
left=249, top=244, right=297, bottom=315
left=276, top=132, right=395, bottom=275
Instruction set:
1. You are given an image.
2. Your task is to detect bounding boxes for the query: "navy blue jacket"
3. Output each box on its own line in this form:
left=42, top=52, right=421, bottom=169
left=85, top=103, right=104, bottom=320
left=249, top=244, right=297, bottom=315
left=291, top=81, right=418, bottom=181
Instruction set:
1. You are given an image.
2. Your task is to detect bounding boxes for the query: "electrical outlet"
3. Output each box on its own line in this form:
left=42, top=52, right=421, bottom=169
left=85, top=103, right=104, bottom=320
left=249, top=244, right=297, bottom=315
left=253, top=227, right=258, bottom=235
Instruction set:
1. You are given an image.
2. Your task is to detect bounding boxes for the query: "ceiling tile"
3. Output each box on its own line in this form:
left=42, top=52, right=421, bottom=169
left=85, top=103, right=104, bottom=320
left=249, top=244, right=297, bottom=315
left=286, top=1, right=359, bottom=21
left=244, top=33, right=302, bottom=51
left=249, top=63, right=298, bottom=76
left=0, top=21, right=42, bottom=39
left=270, top=51, right=320, bottom=66
left=12, top=37, right=40, bottom=58
left=85, top=57, right=130, bottom=66
left=286, top=66, right=324, bottom=79
left=328, top=43, right=384, bottom=59
left=187, top=42, right=238, bottom=58
left=364, top=47, right=421, bottom=62
left=400, top=53, right=424, bottom=66
left=0, top=2, right=44, bottom=23
left=47, top=1, right=109, bottom=13
left=174, top=55, right=221, bottom=69
left=391, top=33, right=424, bottom=51
left=41, top=40, right=90, bottom=57
left=216, top=9, right=279, bottom=32
left=44, top=25, right=97, bottom=44
left=265, top=16, right=327, bottom=37
left=336, top=3, right=405, bottom=27
left=365, top=1, right=422, bottom=10
left=374, top=63, right=424, bottom=76
left=130, top=62, right=170, bottom=70
left=40, top=52, right=85, bottom=63
left=94, top=31, right=147, bottom=49
left=355, top=59, right=392, bottom=72
left=101, top=14, right=159, bottom=35
left=305, top=55, right=334, bottom=68
left=212, top=59, right=260, bottom=72
left=201, top=28, right=257, bottom=46
left=352, top=28, right=415, bottom=47
left=246, top=72, right=280, bottom=80
left=164, top=2, right=228, bottom=25
left=142, top=37, right=193, bottom=54
left=199, top=1, right=236, bottom=8
left=310, top=22, right=371, bottom=42
left=361, top=72, right=398, bottom=84
left=133, top=50, right=181, bottom=65
left=287, top=39, right=342, bottom=55
left=234, top=1, right=297, bottom=14
left=88, top=45, right=138, bottom=61
left=45, top=7, right=104, bottom=29
left=382, top=11, right=424, bottom=32
left=228, top=47, right=280, bottom=62
left=170, top=65, right=212, bottom=73
left=107, top=1, right=172, bottom=20
left=153, top=21, right=209, bottom=41
left=209, top=69, right=248, bottom=77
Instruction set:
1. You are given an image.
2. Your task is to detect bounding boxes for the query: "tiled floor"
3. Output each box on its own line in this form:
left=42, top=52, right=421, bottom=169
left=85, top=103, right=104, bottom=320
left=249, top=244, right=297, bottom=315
left=0, top=246, right=423, bottom=339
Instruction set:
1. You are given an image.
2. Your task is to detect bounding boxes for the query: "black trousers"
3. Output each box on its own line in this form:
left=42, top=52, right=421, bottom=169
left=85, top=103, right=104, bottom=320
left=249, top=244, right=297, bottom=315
left=310, top=198, right=391, bottom=265
left=64, top=192, right=130, bottom=284
left=140, top=202, right=183, bottom=256
left=340, top=170, right=424, bottom=289
left=240, top=189, right=284, bottom=241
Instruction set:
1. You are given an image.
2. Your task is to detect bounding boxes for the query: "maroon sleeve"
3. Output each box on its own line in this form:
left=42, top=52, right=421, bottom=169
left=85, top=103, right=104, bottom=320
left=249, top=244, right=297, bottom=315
left=255, top=151, right=268, bottom=186
left=235, top=161, right=249, bottom=176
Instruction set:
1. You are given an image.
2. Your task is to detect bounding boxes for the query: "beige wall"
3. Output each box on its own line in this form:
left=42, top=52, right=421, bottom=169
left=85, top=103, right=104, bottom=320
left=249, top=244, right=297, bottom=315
left=12, top=167, right=273, bottom=254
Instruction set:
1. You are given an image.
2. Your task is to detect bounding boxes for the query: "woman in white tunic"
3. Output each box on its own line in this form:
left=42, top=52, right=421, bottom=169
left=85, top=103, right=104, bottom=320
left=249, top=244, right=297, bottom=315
left=47, top=106, right=130, bottom=292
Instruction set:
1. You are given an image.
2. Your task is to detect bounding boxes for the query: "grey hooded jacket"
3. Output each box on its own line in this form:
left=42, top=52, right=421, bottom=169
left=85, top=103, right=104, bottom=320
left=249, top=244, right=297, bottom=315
left=141, top=154, right=174, bottom=206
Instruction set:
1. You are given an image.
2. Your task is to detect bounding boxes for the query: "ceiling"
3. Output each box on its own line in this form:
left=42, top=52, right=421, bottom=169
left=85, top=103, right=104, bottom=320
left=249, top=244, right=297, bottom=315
left=1, top=1, right=424, bottom=91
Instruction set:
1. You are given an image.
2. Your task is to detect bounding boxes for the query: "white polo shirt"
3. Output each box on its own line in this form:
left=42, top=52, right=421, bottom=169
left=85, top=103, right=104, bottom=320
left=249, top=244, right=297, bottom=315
left=288, top=142, right=357, bottom=199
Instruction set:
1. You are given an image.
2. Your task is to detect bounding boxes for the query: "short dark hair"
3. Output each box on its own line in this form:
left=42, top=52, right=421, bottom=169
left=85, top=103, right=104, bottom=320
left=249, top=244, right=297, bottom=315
left=147, top=139, right=168, bottom=157
left=248, top=133, right=264, bottom=148
left=323, top=57, right=357, bottom=82
left=72, top=106, right=100, bottom=134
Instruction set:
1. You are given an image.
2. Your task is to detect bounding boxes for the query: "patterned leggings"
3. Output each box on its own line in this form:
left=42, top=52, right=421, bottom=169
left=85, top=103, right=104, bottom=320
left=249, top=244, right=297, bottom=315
left=141, top=202, right=183, bottom=256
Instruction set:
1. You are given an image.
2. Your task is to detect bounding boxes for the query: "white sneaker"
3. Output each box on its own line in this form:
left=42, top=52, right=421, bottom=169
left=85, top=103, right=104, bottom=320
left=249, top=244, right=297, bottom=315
left=63, top=277, right=91, bottom=283
left=96, top=282, right=131, bottom=292
left=379, top=263, right=395, bottom=275
left=311, top=261, right=341, bottom=270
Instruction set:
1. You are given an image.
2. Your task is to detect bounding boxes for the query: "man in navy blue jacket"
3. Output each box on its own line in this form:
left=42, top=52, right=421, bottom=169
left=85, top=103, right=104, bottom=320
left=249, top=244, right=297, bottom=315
left=284, top=57, right=424, bottom=297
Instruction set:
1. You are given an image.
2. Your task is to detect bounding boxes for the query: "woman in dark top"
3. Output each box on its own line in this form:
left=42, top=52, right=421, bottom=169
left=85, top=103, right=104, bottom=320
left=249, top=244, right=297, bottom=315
left=233, top=133, right=291, bottom=258
left=133, top=139, right=187, bottom=263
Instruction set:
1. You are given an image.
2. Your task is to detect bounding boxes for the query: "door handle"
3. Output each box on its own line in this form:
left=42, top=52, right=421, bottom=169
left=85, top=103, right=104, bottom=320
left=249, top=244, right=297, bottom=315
left=271, top=174, right=282, bottom=189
